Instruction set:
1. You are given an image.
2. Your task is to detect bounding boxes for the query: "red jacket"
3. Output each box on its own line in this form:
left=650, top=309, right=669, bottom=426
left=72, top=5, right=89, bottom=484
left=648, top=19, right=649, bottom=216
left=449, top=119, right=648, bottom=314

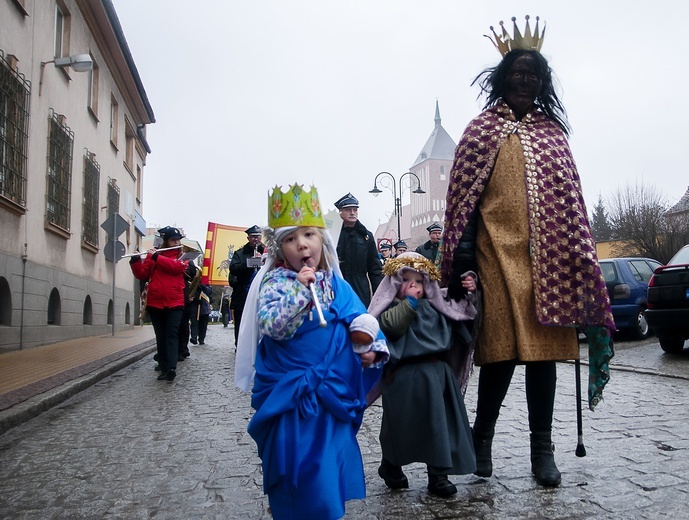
left=130, top=249, right=189, bottom=309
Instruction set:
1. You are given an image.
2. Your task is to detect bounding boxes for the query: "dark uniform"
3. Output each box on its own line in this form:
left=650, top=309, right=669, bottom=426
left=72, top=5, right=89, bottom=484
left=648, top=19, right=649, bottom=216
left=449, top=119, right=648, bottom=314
left=334, top=193, right=383, bottom=307
left=415, top=222, right=443, bottom=263
left=229, top=225, right=265, bottom=345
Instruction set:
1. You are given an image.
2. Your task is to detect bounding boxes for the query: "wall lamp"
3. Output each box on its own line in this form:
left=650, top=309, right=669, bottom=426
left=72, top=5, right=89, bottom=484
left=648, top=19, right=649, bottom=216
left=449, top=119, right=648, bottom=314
left=39, top=53, right=93, bottom=96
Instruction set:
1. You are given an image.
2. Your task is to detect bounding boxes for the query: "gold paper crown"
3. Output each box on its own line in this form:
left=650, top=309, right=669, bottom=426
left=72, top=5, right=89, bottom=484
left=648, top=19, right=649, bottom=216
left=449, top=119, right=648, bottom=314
left=485, top=15, right=545, bottom=57
left=268, top=183, right=326, bottom=229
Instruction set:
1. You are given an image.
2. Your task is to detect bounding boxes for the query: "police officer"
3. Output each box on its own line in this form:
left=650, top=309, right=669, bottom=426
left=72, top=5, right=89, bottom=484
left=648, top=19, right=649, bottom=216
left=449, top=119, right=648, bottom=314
left=229, top=225, right=265, bottom=346
left=334, top=193, right=382, bottom=307
left=393, top=240, right=408, bottom=257
left=415, top=222, right=443, bottom=263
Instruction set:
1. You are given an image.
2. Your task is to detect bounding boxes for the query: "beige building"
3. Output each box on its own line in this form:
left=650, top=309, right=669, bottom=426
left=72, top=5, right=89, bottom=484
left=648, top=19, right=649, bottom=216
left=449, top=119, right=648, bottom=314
left=0, top=0, right=154, bottom=352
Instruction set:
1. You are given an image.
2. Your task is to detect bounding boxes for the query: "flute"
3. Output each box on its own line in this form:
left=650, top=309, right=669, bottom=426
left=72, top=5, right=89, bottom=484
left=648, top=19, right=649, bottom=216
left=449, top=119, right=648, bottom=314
left=121, top=245, right=183, bottom=258
left=303, top=261, right=327, bottom=327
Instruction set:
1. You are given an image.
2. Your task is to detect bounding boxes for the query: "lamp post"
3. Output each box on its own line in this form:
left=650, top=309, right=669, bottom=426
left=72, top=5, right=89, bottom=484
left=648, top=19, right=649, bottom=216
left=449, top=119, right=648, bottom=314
left=369, top=171, right=425, bottom=241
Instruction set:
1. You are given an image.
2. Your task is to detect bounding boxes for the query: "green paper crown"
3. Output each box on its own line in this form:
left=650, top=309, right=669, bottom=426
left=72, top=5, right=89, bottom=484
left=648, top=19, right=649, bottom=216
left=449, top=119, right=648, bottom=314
left=268, top=183, right=326, bottom=229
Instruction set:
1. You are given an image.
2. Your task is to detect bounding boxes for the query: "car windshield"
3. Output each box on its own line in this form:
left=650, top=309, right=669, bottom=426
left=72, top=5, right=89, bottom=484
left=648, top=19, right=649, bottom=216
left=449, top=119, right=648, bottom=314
left=669, top=246, right=689, bottom=266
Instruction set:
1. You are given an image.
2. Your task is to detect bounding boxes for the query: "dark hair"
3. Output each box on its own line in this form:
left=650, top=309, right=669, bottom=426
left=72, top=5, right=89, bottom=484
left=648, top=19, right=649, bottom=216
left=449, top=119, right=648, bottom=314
left=472, top=49, right=570, bottom=136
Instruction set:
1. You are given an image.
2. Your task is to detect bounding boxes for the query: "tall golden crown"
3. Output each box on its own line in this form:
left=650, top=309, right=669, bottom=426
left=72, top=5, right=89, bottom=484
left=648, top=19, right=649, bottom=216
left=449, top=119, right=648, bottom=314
left=485, top=15, right=545, bottom=57
left=268, top=183, right=326, bottom=229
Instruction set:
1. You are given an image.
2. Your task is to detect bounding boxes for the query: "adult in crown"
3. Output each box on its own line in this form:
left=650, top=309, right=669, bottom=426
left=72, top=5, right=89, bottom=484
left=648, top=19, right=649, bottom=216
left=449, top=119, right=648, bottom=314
left=440, top=16, right=615, bottom=487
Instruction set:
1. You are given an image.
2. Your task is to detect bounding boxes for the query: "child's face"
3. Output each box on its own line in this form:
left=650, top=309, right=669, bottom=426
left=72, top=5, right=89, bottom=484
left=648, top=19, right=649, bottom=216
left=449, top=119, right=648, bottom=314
left=281, top=227, right=323, bottom=271
left=396, top=270, right=424, bottom=300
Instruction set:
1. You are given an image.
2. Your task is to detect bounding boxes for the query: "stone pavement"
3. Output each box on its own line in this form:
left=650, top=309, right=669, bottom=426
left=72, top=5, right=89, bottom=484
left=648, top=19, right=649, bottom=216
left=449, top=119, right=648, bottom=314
left=1, top=324, right=688, bottom=519
left=0, top=327, right=156, bottom=436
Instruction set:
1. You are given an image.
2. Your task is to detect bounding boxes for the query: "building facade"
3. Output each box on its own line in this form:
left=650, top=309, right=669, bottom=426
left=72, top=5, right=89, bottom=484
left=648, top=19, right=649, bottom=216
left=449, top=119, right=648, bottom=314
left=408, top=101, right=456, bottom=247
left=0, top=0, right=154, bottom=352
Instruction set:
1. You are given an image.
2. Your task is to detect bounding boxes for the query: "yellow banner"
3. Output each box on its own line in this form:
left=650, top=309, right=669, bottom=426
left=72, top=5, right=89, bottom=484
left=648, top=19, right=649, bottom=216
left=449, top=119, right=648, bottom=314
left=203, top=222, right=249, bottom=286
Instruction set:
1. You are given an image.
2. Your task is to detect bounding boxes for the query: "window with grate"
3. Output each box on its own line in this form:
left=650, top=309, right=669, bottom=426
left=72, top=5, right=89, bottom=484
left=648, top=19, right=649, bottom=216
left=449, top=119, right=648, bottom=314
left=107, top=177, right=119, bottom=216
left=0, top=50, right=30, bottom=208
left=82, top=150, right=99, bottom=247
left=106, top=178, right=120, bottom=241
left=46, top=111, right=74, bottom=230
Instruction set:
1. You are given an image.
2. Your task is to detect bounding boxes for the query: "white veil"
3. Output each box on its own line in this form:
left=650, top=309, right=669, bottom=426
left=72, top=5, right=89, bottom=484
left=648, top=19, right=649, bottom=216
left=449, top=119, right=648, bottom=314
left=234, top=227, right=341, bottom=391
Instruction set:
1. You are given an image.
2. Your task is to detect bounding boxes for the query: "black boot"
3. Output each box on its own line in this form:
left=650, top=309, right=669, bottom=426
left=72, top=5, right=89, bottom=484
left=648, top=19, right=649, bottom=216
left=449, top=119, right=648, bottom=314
left=378, top=459, right=408, bottom=489
left=472, top=418, right=495, bottom=478
left=427, top=472, right=457, bottom=497
left=530, top=431, right=561, bottom=487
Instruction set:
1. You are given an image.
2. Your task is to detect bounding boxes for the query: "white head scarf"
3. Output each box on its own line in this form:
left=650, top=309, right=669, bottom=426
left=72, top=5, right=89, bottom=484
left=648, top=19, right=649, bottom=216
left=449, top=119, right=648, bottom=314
left=234, top=226, right=341, bottom=391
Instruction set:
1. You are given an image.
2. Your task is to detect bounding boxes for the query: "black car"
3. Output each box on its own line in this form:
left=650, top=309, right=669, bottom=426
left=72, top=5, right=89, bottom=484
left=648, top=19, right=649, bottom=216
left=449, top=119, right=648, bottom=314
left=646, top=245, right=689, bottom=353
left=599, top=257, right=662, bottom=339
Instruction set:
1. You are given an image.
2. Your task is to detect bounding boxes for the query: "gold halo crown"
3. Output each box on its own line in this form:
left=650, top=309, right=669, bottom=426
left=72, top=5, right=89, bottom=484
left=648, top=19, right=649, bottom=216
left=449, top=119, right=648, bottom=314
left=485, top=15, right=545, bottom=57
left=268, top=183, right=326, bottom=229
left=382, top=255, right=440, bottom=282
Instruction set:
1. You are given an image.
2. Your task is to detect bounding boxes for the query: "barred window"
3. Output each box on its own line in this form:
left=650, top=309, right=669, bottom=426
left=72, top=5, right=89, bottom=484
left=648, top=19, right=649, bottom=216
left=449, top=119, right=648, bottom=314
left=82, top=151, right=99, bottom=247
left=107, top=177, right=119, bottom=216
left=0, top=50, right=30, bottom=209
left=46, top=111, right=74, bottom=231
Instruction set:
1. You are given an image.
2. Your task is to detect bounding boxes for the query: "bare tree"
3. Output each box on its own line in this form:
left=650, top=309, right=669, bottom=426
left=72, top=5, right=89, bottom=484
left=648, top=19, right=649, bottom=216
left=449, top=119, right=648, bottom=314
left=607, top=182, right=689, bottom=263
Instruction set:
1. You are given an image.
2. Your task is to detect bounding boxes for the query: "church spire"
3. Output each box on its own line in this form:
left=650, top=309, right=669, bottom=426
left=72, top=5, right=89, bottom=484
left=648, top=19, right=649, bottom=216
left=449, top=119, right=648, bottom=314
left=434, top=99, right=441, bottom=126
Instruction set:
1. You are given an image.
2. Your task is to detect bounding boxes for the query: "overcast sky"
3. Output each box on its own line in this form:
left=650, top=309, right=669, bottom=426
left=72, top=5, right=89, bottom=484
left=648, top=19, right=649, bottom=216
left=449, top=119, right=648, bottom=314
left=112, top=0, right=689, bottom=244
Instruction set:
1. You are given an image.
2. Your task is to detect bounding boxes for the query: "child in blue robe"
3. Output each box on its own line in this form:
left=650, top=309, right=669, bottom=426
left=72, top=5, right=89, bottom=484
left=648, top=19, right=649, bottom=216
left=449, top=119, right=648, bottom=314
left=235, top=184, right=388, bottom=520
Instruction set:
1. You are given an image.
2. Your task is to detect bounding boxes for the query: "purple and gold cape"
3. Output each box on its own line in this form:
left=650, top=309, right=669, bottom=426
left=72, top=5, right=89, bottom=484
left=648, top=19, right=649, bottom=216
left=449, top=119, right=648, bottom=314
left=440, top=103, right=615, bottom=409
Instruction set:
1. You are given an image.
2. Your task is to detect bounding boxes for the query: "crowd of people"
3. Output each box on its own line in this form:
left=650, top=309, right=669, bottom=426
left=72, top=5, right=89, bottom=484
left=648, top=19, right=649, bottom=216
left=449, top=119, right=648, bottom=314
left=133, top=16, right=617, bottom=520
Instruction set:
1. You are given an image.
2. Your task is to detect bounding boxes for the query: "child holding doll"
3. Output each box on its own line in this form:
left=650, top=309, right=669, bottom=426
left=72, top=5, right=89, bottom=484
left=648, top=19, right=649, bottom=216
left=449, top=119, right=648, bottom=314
left=235, top=183, right=388, bottom=520
left=368, top=252, right=477, bottom=497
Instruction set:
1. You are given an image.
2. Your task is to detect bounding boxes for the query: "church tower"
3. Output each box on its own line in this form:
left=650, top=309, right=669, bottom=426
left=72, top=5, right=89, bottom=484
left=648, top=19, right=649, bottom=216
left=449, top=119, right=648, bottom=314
left=408, top=101, right=456, bottom=247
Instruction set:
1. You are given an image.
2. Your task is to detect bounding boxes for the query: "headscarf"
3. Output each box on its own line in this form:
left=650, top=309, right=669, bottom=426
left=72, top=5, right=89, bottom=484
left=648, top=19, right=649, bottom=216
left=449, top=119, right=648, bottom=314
left=234, top=227, right=341, bottom=392
left=368, top=252, right=476, bottom=322
left=367, top=252, right=477, bottom=394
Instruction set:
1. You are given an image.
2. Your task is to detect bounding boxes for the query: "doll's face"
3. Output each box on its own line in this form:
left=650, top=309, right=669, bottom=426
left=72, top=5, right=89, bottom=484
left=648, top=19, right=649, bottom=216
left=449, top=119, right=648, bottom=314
left=396, top=270, right=424, bottom=300
left=281, top=227, right=323, bottom=271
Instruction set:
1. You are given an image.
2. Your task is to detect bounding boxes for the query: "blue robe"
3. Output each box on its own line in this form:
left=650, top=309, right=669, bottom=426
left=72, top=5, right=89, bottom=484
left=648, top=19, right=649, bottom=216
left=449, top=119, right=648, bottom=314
left=249, top=274, right=381, bottom=520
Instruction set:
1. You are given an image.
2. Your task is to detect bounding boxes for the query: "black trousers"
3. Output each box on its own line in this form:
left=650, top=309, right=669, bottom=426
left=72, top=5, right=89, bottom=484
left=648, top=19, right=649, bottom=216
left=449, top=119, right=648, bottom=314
left=197, top=314, right=209, bottom=343
left=147, top=306, right=183, bottom=372
left=178, top=304, right=192, bottom=355
left=475, top=360, right=557, bottom=433
left=232, top=304, right=245, bottom=345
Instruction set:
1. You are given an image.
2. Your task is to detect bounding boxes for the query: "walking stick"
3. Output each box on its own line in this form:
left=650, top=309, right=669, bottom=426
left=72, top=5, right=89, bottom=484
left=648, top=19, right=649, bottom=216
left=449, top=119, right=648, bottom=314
left=575, top=358, right=587, bottom=457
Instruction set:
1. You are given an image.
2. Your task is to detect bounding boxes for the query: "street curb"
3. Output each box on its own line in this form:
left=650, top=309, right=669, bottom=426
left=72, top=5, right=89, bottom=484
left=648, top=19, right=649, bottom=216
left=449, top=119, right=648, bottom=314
left=0, top=341, right=156, bottom=436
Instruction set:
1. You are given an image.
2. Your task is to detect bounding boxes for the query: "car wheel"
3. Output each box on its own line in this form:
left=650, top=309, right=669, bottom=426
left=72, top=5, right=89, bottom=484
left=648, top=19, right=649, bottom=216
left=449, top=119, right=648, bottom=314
left=659, top=336, right=686, bottom=354
left=633, top=308, right=652, bottom=340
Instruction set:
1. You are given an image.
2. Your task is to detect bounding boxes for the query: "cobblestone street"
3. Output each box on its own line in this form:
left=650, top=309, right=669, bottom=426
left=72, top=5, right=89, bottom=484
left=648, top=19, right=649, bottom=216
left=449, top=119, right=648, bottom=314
left=1, top=324, right=688, bottom=519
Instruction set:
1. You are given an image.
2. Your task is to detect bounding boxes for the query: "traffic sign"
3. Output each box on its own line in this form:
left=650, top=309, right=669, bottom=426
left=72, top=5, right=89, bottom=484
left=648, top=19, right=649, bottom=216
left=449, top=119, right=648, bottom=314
left=100, top=214, right=129, bottom=238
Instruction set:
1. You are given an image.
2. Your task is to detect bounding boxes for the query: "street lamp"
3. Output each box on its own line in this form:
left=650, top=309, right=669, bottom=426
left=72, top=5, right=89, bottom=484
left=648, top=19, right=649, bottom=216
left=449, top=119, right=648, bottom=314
left=39, top=53, right=93, bottom=95
left=369, top=171, right=425, bottom=242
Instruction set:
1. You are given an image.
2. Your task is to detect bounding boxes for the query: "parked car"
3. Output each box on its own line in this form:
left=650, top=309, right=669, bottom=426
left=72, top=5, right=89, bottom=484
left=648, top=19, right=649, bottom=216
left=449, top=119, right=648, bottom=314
left=599, top=257, right=662, bottom=340
left=646, top=245, right=689, bottom=353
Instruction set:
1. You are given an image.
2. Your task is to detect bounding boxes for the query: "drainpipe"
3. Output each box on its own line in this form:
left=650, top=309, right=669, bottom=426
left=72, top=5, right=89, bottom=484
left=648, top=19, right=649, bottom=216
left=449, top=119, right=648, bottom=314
left=19, top=243, right=27, bottom=350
